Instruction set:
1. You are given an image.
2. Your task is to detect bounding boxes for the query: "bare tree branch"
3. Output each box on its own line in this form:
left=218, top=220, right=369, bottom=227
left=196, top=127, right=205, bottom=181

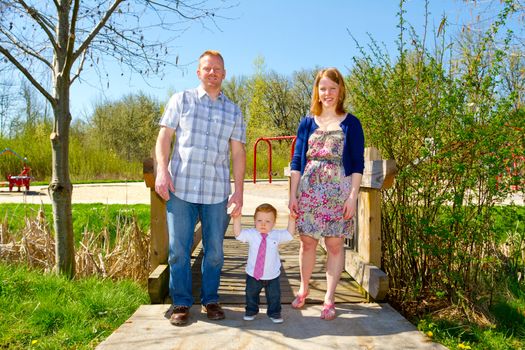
left=0, top=44, right=54, bottom=105
left=0, top=26, right=52, bottom=68
left=70, top=48, right=86, bottom=84
left=72, top=0, right=124, bottom=62
left=17, top=0, right=58, bottom=51
left=147, top=0, right=211, bottom=20
left=63, top=0, right=80, bottom=75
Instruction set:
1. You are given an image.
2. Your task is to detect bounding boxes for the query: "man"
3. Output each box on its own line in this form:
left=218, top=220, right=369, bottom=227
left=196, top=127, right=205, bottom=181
left=155, top=50, right=246, bottom=326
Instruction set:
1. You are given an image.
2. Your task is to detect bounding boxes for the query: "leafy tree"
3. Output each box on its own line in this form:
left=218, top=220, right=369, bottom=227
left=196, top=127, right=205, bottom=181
left=89, top=93, right=160, bottom=162
left=243, top=57, right=315, bottom=140
left=347, top=0, right=522, bottom=314
left=264, top=71, right=302, bottom=136
left=290, top=68, right=316, bottom=122
left=501, top=49, right=525, bottom=111
left=245, top=56, right=275, bottom=140
left=0, top=0, right=232, bottom=277
left=223, top=75, right=250, bottom=119
left=223, top=61, right=315, bottom=180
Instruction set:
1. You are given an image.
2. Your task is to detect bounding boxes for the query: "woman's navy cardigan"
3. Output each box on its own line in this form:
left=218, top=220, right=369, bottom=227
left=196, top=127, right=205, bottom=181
left=290, top=114, right=365, bottom=176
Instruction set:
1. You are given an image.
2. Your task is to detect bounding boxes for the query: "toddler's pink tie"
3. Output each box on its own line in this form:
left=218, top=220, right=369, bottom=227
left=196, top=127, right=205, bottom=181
left=253, top=233, right=268, bottom=280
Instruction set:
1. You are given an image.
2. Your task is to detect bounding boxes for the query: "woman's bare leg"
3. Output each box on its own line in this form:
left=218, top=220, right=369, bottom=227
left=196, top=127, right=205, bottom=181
left=298, top=235, right=318, bottom=296
left=323, top=236, right=344, bottom=304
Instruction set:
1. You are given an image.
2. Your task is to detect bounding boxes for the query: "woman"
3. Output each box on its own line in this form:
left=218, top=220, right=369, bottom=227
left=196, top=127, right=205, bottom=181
left=289, top=67, right=364, bottom=320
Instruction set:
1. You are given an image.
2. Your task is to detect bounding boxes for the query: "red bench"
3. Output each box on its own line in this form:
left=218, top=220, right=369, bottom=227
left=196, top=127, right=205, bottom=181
left=7, top=166, right=32, bottom=191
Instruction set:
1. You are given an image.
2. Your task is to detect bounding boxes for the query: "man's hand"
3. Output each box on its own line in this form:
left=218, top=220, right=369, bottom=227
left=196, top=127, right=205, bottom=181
left=227, top=191, right=243, bottom=217
left=154, top=126, right=175, bottom=201
left=155, top=168, right=174, bottom=201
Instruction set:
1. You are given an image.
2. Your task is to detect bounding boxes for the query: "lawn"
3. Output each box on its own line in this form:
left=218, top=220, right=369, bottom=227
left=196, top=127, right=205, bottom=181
left=0, top=262, right=148, bottom=349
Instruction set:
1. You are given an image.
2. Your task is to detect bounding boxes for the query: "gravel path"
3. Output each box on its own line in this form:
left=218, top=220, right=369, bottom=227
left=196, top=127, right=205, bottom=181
left=0, top=182, right=150, bottom=205
left=0, top=181, right=292, bottom=217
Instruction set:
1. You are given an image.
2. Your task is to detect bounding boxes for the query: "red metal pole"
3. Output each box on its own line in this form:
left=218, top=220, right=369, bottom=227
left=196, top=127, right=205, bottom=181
left=268, top=143, right=273, bottom=183
left=252, top=136, right=297, bottom=183
left=253, top=138, right=261, bottom=183
left=290, top=137, right=297, bottom=161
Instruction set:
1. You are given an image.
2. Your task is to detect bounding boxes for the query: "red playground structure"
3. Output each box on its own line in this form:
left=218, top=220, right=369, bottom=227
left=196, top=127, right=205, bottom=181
left=1, top=148, right=32, bottom=192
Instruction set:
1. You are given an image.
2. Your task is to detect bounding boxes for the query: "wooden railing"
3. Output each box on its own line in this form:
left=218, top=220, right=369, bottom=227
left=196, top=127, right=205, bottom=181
left=143, top=158, right=202, bottom=303
left=345, top=147, right=396, bottom=300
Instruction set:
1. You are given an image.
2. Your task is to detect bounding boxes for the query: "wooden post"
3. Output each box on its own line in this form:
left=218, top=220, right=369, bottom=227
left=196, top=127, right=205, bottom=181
left=143, top=157, right=169, bottom=304
left=357, top=148, right=382, bottom=267
left=143, top=157, right=203, bottom=304
left=344, top=147, right=397, bottom=301
left=357, top=188, right=382, bottom=267
left=143, top=158, right=168, bottom=271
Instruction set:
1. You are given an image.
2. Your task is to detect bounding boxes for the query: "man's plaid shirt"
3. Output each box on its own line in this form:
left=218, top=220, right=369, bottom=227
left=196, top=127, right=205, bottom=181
left=159, top=85, right=246, bottom=204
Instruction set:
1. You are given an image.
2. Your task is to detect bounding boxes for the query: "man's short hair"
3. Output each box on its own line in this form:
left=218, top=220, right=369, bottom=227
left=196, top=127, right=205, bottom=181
left=199, top=50, right=224, bottom=65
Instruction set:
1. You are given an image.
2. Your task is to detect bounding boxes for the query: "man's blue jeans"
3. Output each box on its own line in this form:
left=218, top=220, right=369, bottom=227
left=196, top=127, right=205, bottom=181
left=166, top=194, right=228, bottom=306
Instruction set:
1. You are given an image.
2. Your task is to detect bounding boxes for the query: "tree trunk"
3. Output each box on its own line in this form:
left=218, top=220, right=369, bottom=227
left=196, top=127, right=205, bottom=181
left=49, top=78, right=74, bottom=278
left=49, top=0, right=75, bottom=278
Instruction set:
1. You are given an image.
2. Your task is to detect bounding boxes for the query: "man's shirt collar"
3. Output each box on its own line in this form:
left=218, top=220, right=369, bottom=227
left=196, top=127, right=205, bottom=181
left=197, top=85, right=224, bottom=101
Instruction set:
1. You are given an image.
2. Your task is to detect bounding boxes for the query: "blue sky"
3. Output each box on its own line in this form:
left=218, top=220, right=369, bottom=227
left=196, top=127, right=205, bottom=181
left=70, top=1, right=507, bottom=117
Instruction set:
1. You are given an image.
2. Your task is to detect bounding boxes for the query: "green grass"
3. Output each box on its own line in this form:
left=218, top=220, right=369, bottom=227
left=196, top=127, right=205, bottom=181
left=419, top=319, right=524, bottom=350
left=416, top=204, right=525, bottom=350
left=0, top=262, right=149, bottom=349
left=0, top=203, right=151, bottom=241
left=491, top=205, right=525, bottom=242
left=418, top=283, right=525, bottom=350
left=418, top=277, right=525, bottom=350
left=491, top=278, right=525, bottom=341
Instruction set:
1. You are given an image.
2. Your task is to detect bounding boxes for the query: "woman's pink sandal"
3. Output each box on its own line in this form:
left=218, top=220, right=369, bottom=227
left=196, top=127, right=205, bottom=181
left=320, top=303, right=336, bottom=320
left=291, top=291, right=308, bottom=309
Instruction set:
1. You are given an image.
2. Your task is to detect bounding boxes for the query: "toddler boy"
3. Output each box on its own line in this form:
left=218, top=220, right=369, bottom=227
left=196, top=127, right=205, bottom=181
left=232, top=203, right=295, bottom=323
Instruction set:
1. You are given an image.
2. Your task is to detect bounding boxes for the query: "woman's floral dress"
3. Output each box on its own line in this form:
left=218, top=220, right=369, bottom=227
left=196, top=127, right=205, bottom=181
left=296, top=129, right=354, bottom=239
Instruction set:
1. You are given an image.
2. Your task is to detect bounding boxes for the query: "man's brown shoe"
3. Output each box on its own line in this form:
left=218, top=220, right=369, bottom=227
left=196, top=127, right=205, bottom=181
left=169, top=306, right=190, bottom=326
left=202, top=303, right=225, bottom=320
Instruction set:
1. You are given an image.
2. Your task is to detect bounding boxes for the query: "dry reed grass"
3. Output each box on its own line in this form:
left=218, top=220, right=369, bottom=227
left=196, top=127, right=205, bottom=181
left=0, top=208, right=150, bottom=285
left=432, top=304, right=494, bottom=328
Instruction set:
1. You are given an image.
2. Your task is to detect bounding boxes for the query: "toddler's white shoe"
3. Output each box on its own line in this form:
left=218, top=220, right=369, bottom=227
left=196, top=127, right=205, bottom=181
left=269, top=316, right=283, bottom=323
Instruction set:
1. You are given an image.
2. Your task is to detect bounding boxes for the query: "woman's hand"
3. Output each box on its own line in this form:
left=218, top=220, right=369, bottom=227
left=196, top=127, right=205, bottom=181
left=342, top=196, right=357, bottom=220
left=289, top=196, right=299, bottom=218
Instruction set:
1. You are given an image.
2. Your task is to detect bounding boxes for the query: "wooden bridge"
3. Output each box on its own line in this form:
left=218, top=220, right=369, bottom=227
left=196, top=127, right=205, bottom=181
left=143, top=147, right=397, bottom=305
left=95, top=148, right=449, bottom=349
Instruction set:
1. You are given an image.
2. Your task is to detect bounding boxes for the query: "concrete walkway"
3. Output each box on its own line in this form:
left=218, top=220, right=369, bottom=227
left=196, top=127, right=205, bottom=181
left=96, top=304, right=446, bottom=350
